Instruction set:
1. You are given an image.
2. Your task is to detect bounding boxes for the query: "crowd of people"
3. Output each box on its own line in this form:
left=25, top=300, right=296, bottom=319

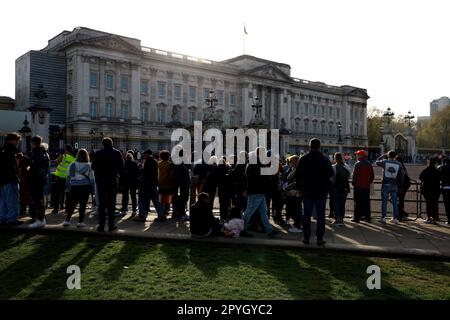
left=1, top=132, right=449, bottom=245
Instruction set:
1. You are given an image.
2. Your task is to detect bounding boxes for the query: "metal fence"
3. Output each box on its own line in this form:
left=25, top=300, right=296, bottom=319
left=336, top=179, right=446, bottom=220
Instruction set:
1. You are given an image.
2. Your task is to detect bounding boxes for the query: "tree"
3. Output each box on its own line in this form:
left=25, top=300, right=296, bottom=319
left=367, top=107, right=410, bottom=146
left=417, top=105, right=450, bottom=149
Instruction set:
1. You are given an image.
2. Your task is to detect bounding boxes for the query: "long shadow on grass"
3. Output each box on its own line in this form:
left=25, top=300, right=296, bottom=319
left=24, top=237, right=108, bottom=299
left=0, top=232, right=79, bottom=299
left=160, top=240, right=413, bottom=299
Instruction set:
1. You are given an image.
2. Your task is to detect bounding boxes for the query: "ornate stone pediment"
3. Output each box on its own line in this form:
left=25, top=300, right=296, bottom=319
left=244, top=64, right=292, bottom=82
left=341, top=86, right=370, bottom=99
left=83, top=35, right=141, bottom=54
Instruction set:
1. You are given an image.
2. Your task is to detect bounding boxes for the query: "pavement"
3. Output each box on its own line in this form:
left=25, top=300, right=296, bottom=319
left=12, top=207, right=450, bottom=260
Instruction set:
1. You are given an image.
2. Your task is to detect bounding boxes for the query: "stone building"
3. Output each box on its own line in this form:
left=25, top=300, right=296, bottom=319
left=15, top=27, right=369, bottom=155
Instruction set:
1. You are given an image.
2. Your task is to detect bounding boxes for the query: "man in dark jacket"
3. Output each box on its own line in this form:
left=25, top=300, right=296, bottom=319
left=241, top=147, right=279, bottom=238
left=120, top=152, right=140, bottom=215
left=91, top=137, right=124, bottom=232
left=438, top=158, right=450, bottom=224
left=0, top=132, right=23, bottom=226
left=420, top=157, right=441, bottom=224
left=28, top=136, right=50, bottom=229
left=172, top=148, right=190, bottom=221
left=134, top=149, right=165, bottom=222
left=296, top=138, right=333, bottom=245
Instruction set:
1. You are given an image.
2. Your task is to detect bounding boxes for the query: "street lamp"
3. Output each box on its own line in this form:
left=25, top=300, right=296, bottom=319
left=404, top=110, right=415, bottom=127
left=89, top=129, right=96, bottom=151
left=379, top=125, right=385, bottom=155
left=205, top=89, right=218, bottom=110
left=252, top=96, right=263, bottom=121
left=383, top=107, right=395, bottom=125
left=337, top=122, right=343, bottom=153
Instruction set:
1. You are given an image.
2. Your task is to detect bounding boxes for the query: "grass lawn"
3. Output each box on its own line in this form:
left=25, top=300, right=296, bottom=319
left=0, top=231, right=449, bottom=300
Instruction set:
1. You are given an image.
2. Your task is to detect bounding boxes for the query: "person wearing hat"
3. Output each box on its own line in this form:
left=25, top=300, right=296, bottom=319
left=352, top=150, right=374, bottom=223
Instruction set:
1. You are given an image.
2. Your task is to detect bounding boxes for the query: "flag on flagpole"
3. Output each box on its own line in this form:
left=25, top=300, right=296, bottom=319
left=244, top=25, right=248, bottom=35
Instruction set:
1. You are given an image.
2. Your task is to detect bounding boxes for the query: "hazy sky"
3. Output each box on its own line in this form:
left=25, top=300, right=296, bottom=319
left=1, top=0, right=449, bottom=117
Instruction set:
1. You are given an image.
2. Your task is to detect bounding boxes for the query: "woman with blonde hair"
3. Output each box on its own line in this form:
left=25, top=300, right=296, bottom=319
left=63, top=148, right=95, bottom=227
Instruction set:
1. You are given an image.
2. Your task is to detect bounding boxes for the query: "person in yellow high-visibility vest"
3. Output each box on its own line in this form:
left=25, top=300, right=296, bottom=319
left=51, top=145, right=75, bottom=214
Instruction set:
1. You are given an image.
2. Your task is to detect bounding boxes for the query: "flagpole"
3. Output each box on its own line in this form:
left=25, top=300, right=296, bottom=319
left=243, top=22, right=246, bottom=55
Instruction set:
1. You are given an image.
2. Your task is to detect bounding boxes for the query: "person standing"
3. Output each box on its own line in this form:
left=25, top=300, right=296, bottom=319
left=351, top=150, right=375, bottom=223
left=134, top=150, right=165, bottom=222
left=91, top=137, right=124, bottom=232
left=158, top=150, right=174, bottom=217
left=0, top=133, right=23, bottom=226
left=283, top=155, right=303, bottom=233
left=241, top=148, right=279, bottom=238
left=120, top=153, right=139, bottom=216
left=438, top=158, right=450, bottom=224
left=28, top=136, right=50, bottom=229
left=376, top=151, right=404, bottom=224
left=51, top=145, right=75, bottom=214
left=296, top=138, right=333, bottom=245
left=63, top=149, right=94, bottom=227
left=395, top=156, right=411, bottom=222
left=331, top=153, right=351, bottom=227
left=420, top=157, right=441, bottom=224
left=172, top=148, right=190, bottom=221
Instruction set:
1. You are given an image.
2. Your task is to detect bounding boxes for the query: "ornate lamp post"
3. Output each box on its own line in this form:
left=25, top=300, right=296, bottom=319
left=383, top=107, right=395, bottom=126
left=89, top=129, right=96, bottom=151
left=19, top=115, right=32, bottom=153
left=337, top=122, right=343, bottom=153
left=404, top=110, right=415, bottom=127
left=379, top=125, right=385, bottom=155
left=202, top=89, right=223, bottom=130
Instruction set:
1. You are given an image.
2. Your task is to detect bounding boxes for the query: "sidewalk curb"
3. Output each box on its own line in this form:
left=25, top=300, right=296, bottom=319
left=10, top=224, right=450, bottom=261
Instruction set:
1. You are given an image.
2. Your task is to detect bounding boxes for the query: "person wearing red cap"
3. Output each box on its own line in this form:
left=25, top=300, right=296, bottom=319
left=351, top=150, right=374, bottom=223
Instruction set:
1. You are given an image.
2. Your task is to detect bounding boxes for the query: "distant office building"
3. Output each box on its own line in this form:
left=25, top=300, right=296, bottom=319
left=430, top=96, right=450, bottom=116
left=15, top=27, right=369, bottom=154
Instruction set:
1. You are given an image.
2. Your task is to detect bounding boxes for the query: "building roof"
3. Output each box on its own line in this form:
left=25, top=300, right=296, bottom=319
left=0, top=96, right=15, bottom=104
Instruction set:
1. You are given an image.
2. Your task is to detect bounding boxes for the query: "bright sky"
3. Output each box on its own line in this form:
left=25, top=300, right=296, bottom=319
left=1, top=0, right=449, bottom=117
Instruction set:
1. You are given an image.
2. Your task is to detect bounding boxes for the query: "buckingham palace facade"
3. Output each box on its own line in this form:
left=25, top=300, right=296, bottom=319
left=15, top=27, right=369, bottom=155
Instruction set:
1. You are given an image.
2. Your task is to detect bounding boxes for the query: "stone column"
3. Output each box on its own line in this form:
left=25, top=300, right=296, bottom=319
left=130, top=64, right=141, bottom=124
left=76, top=56, right=90, bottom=118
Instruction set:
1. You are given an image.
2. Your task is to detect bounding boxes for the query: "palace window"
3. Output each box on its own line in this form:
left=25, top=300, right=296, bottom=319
left=121, top=104, right=129, bottom=119
left=313, top=105, right=318, bottom=116
left=68, top=70, right=73, bottom=89
left=189, top=86, right=196, bottom=102
left=230, top=93, right=236, bottom=106
left=203, top=88, right=210, bottom=100
left=141, top=80, right=149, bottom=95
left=296, top=102, right=300, bottom=114
left=174, top=84, right=181, bottom=100
left=189, top=111, right=196, bottom=125
left=106, top=74, right=114, bottom=90
left=229, top=114, right=235, bottom=127
left=90, top=72, right=98, bottom=88
left=217, top=90, right=224, bottom=104
left=141, top=107, right=148, bottom=122
left=120, top=76, right=129, bottom=92
left=336, top=108, right=341, bottom=119
left=106, top=102, right=113, bottom=119
left=157, top=109, right=165, bottom=124
left=304, top=103, right=309, bottom=114
left=158, top=82, right=166, bottom=98
left=89, top=101, right=97, bottom=118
